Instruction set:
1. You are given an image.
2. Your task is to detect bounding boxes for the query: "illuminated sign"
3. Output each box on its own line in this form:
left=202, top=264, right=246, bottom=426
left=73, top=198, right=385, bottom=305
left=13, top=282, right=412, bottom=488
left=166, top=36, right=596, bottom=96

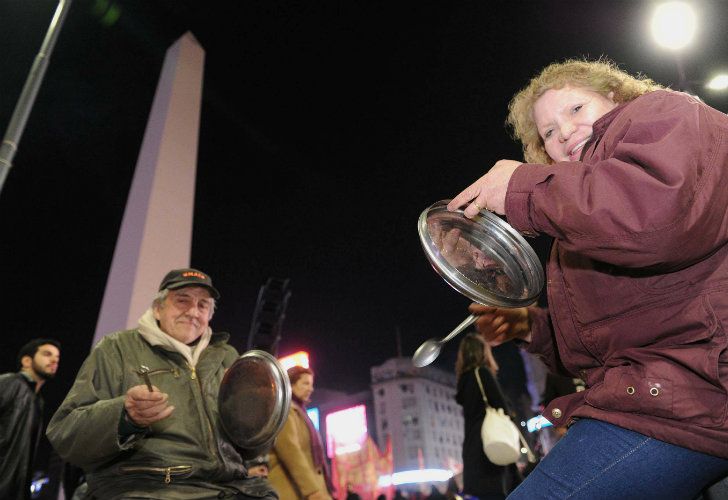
left=307, top=407, right=320, bottom=431
left=279, top=351, right=310, bottom=371
left=526, top=414, right=553, bottom=433
left=325, top=404, right=367, bottom=458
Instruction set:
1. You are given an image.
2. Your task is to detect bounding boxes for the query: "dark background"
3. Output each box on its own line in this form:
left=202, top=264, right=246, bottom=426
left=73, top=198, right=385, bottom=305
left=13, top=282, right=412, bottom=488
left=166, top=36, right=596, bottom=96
left=1, top=1, right=728, bottom=477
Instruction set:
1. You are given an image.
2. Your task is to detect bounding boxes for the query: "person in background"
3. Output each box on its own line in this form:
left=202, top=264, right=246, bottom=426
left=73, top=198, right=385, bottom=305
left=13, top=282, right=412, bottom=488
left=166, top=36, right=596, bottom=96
left=0, top=338, right=61, bottom=500
left=268, top=366, right=334, bottom=500
left=47, top=268, right=276, bottom=499
left=455, top=333, right=517, bottom=500
left=450, top=58, right=728, bottom=498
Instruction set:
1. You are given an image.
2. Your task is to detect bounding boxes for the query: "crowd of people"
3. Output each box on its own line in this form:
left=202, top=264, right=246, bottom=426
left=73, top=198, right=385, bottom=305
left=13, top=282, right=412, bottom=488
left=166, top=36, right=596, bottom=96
left=3, top=56, right=728, bottom=500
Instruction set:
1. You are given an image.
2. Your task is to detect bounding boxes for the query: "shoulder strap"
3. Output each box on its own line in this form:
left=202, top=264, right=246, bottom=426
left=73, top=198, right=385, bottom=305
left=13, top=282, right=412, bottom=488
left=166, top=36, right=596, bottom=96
left=473, top=367, right=489, bottom=406
left=475, top=367, right=537, bottom=463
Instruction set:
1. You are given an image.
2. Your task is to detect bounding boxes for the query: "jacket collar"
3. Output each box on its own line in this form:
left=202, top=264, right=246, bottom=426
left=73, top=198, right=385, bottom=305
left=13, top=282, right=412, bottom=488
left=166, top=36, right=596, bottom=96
left=591, top=100, right=629, bottom=138
left=18, top=371, right=39, bottom=392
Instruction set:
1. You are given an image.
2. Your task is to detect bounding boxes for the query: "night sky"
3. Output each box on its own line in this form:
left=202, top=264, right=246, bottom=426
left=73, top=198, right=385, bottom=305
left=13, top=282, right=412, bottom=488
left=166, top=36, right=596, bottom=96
left=2, top=0, right=728, bottom=419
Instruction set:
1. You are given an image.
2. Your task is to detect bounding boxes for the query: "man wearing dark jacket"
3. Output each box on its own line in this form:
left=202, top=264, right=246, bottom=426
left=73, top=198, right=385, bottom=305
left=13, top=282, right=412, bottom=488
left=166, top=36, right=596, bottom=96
left=47, top=268, right=277, bottom=499
left=0, top=338, right=61, bottom=500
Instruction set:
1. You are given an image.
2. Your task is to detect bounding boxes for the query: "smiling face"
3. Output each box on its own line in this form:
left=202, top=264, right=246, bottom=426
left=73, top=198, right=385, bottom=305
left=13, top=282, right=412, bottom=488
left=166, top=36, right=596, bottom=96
left=533, top=85, right=617, bottom=163
left=153, top=286, right=214, bottom=344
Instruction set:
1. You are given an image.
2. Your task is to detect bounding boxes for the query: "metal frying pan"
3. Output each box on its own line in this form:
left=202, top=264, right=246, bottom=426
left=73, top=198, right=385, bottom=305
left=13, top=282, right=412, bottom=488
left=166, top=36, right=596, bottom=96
left=218, top=349, right=291, bottom=450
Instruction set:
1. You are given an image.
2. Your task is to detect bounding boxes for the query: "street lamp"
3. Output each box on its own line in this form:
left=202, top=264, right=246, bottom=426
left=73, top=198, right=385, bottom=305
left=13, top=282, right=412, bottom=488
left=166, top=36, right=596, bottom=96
left=650, top=1, right=698, bottom=92
left=651, top=2, right=697, bottom=50
left=706, top=74, right=728, bottom=91
left=0, top=0, right=73, bottom=196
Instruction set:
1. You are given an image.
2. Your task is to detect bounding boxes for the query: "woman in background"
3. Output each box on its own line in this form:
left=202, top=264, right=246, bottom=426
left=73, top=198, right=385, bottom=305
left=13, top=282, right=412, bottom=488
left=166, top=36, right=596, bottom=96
left=455, top=333, right=517, bottom=500
left=268, top=366, right=333, bottom=500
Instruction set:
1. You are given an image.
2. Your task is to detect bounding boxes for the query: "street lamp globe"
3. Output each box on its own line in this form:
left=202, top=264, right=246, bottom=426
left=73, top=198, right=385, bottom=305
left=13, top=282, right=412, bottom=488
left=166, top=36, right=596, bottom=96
left=706, top=75, right=728, bottom=91
left=651, top=2, right=697, bottom=50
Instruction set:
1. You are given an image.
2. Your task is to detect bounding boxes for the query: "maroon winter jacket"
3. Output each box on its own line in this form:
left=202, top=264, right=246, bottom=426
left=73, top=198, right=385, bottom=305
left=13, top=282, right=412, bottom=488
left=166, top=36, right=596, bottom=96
left=505, top=90, right=728, bottom=458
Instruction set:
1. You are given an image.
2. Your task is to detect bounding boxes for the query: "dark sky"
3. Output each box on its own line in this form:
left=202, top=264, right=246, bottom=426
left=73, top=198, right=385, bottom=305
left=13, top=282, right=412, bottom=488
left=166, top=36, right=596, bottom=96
left=2, top=0, right=728, bottom=414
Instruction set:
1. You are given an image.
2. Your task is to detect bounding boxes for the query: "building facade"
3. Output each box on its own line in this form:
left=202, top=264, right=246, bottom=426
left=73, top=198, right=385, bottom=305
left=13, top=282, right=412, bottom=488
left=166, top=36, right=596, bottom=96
left=370, top=357, right=463, bottom=474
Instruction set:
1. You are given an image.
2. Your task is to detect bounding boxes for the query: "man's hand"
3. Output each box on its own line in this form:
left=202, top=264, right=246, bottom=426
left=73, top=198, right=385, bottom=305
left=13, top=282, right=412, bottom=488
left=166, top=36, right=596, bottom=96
left=124, top=385, right=174, bottom=427
left=448, top=159, right=522, bottom=217
left=469, top=303, right=531, bottom=346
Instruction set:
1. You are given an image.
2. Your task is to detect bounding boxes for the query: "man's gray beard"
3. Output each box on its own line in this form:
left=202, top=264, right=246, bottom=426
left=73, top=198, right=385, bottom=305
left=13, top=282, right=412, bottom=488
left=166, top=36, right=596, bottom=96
left=32, top=360, right=56, bottom=381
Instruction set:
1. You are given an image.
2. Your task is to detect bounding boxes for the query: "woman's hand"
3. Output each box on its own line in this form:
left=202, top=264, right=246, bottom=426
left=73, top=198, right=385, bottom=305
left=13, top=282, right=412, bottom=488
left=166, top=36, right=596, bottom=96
left=469, top=303, right=531, bottom=346
left=448, top=160, right=522, bottom=218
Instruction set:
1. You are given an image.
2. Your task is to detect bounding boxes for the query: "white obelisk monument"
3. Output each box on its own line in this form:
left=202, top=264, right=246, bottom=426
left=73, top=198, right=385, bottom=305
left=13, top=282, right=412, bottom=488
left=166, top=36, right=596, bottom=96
left=92, top=32, right=205, bottom=346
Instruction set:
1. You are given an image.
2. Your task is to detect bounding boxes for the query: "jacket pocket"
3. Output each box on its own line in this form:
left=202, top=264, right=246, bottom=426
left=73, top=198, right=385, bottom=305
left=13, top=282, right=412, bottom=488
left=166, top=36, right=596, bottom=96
left=117, top=465, right=193, bottom=484
left=586, top=342, right=727, bottom=428
left=585, top=366, right=673, bottom=415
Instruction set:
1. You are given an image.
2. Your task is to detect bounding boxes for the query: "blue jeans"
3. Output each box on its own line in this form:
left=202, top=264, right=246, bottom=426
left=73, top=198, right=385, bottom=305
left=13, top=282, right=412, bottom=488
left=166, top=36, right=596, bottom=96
left=508, top=418, right=728, bottom=500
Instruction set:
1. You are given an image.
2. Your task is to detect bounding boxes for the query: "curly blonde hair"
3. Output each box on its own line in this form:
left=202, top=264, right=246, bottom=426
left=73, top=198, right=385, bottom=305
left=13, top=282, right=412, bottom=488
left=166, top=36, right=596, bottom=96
left=506, top=58, right=664, bottom=164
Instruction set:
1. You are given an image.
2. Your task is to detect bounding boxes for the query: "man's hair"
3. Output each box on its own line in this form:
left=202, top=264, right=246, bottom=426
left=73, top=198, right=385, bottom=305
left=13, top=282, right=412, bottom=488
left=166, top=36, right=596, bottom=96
left=288, top=365, right=314, bottom=385
left=507, top=57, right=664, bottom=165
left=17, top=338, right=61, bottom=368
left=152, top=288, right=217, bottom=318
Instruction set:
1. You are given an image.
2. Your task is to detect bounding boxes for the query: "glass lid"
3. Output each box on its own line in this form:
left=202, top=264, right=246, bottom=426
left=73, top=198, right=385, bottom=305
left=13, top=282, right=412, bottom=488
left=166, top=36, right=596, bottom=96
left=418, top=200, right=544, bottom=308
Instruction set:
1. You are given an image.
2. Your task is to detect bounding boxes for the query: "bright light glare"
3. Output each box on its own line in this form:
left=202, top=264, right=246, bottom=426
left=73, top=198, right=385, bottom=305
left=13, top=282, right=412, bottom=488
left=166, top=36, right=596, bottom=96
left=279, top=351, right=309, bottom=370
left=325, top=405, right=367, bottom=458
left=651, top=2, right=697, bottom=50
left=378, top=469, right=454, bottom=486
left=706, top=74, right=728, bottom=90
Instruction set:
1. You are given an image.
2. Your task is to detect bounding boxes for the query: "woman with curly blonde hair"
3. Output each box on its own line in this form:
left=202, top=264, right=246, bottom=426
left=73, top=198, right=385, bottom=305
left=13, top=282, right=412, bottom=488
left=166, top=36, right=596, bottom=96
left=507, top=58, right=663, bottom=165
left=448, top=58, right=728, bottom=498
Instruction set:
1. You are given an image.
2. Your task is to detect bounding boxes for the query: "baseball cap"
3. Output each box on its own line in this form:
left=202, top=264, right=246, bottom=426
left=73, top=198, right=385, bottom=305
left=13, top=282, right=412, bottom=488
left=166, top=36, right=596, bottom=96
left=158, top=268, right=220, bottom=299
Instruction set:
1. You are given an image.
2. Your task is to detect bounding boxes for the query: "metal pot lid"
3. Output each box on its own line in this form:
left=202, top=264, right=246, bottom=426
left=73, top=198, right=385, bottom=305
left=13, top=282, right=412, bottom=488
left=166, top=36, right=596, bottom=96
left=218, top=349, right=291, bottom=450
left=418, top=200, right=544, bottom=308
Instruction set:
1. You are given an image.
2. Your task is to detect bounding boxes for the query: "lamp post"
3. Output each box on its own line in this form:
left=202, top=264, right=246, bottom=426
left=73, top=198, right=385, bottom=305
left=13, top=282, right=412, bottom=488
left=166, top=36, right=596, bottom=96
left=0, top=0, right=73, bottom=196
left=650, top=1, right=697, bottom=92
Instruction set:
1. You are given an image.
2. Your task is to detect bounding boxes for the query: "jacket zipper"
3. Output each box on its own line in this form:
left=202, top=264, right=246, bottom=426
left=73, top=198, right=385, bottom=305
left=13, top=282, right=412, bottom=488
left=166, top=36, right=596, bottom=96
left=187, top=362, right=220, bottom=462
left=147, top=367, right=180, bottom=378
left=118, top=465, right=192, bottom=484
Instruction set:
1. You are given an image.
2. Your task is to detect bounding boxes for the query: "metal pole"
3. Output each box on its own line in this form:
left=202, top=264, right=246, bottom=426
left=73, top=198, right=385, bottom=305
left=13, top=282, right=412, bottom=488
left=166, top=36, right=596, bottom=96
left=0, top=0, right=73, bottom=195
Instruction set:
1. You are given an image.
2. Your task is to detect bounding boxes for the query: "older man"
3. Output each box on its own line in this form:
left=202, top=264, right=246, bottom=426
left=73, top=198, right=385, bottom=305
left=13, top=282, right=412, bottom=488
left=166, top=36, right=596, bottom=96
left=0, top=338, right=60, bottom=500
left=47, top=268, right=276, bottom=499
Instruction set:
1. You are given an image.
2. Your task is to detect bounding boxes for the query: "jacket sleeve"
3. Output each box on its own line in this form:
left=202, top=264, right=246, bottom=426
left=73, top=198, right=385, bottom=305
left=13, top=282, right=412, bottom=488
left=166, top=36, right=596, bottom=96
left=272, top=409, right=325, bottom=497
left=506, top=91, right=728, bottom=270
left=46, top=339, right=136, bottom=469
left=523, top=306, right=573, bottom=376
